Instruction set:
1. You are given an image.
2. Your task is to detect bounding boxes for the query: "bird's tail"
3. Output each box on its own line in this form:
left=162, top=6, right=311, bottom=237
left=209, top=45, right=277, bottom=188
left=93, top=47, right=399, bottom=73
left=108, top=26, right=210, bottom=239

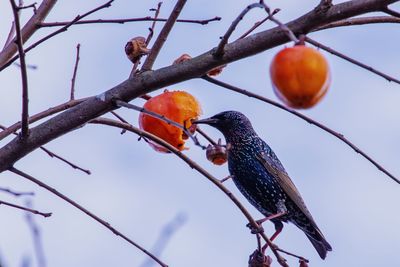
left=305, top=228, right=332, bottom=260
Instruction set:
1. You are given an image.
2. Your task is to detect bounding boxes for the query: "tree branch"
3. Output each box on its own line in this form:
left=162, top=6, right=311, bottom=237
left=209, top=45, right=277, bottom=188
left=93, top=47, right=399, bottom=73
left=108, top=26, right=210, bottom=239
left=141, top=0, right=187, bottom=71
left=202, top=76, right=400, bottom=184
left=0, top=0, right=397, bottom=173
left=305, top=36, right=400, bottom=85
left=0, top=187, right=34, bottom=197
left=9, top=167, right=168, bottom=267
left=10, top=0, right=29, bottom=138
left=314, top=16, right=400, bottom=31
left=214, top=2, right=265, bottom=57
left=70, top=43, right=81, bottom=101
left=0, top=98, right=87, bottom=141
left=38, top=16, right=221, bottom=27
left=0, top=0, right=114, bottom=72
left=0, top=0, right=57, bottom=67
left=0, top=199, right=51, bottom=218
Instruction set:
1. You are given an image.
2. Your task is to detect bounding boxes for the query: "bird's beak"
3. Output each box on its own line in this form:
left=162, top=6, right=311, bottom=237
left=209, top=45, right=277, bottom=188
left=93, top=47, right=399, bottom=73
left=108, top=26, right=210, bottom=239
left=192, top=117, right=218, bottom=125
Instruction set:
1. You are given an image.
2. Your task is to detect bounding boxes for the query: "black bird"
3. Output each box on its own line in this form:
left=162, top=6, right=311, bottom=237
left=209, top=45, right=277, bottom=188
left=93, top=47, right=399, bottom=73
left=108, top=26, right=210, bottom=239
left=194, top=111, right=332, bottom=259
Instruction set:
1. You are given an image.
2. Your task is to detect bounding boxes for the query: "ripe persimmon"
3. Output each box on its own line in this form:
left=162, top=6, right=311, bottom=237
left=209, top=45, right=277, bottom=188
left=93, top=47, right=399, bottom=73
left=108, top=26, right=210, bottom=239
left=139, top=91, right=201, bottom=152
left=270, top=45, right=330, bottom=109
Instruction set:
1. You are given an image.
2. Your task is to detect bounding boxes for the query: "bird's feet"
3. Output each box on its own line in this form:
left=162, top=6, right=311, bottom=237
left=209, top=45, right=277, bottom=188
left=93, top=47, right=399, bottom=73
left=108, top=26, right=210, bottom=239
left=246, top=221, right=265, bottom=234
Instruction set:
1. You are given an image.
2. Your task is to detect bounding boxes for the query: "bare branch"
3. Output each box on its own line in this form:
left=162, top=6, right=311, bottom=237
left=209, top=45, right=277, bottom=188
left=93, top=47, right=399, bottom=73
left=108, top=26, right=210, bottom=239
left=129, top=2, right=163, bottom=78
left=0, top=199, right=51, bottom=218
left=237, top=8, right=280, bottom=40
left=0, top=0, right=397, bottom=173
left=146, top=2, right=163, bottom=45
left=10, top=0, right=29, bottom=138
left=70, top=44, right=81, bottom=101
left=305, top=36, right=400, bottom=85
left=39, top=146, right=91, bottom=175
left=9, top=167, right=168, bottom=267
left=38, top=16, right=221, bottom=27
left=90, top=118, right=290, bottom=266
left=314, top=16, right=400, bottom=31
left=0, top=187, right=34, bottom=197
left=0, top=0, right=57, bottom=67
left=202, top=76, right=400, bottom=185
left=0, top=1, right=114, bottom=72
left=196, top=127, right=218, bottom=146
left=18, top=3, right=37, bottom=11
left=141, top=0, right=187, bottom=71
left=0, top=124, right=91, bottom=175
left=214, top=2, right=265, bottom=57
left=259, top=1, right=299, bottom=43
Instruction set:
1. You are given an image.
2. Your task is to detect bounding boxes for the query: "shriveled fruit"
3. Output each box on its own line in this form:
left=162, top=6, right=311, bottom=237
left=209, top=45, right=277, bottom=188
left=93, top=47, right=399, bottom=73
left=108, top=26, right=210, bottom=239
left=206, top=140, right=227, bottom=165
left=270, top=45, right=330, bottom=109
left=125, top=36, right=150, bottom=62
left=139, top=90, right=201, bottom=152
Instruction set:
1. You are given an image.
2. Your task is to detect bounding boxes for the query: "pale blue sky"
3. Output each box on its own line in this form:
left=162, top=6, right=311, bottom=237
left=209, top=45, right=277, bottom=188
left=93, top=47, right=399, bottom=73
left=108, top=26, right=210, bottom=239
left=0, top=1, right=399, bottom=266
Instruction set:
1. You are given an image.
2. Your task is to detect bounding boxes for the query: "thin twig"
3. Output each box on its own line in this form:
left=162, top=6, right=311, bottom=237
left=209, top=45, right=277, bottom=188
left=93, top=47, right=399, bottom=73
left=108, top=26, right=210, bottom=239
left=305, top=36, right=400, bottom=85
left=0, top=199, right=51, bottom=218
left=90, top=118, right=290, bottom=266
left=314, top=16, right=400, bottom=31
left=129, top=2, right=163, bottom=78
left=10, top=0, right=29, bottom=138
left=39, top=146, right=91, bottom=175
left=202, top=76, right=400, bottom=185
left=25, top=200, right=47, bottom=267
left=0, top=124, right=91, bottom=175
left=220, top=175, right=232, bottom=183
left=38, top=16, right=221, bottom=27
left=70, top=43, right=81, bottom=101
left=0, top=98, right=88, bottom=141
left=115, top=100, right=206, bottom=149
left=146, top=2, right=163, bottom=45
left=214, top=2, right=265, bottom=58
left=0, top=0, right=57, bottom=68
left=141, top=0, right=187, bottom=71
left=196, top=127, right=218, bottom=146
left=259, top=1, right=299, bottom=43
left=0, top=187, right=34, bottom=197
left=18, top=3, right=37, bottom=11
left=0, top=1, right=114, bottom=72
left=110, top=111, right=129, bottom=134
left=9, top=167, right=168, bottom=267
left=237, top=8, right=280, bottom=39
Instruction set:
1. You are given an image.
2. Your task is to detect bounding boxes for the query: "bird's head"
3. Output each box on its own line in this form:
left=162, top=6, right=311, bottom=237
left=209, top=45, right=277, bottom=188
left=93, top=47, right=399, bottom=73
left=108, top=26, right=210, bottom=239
left=193, top=111, right=255, bottom=138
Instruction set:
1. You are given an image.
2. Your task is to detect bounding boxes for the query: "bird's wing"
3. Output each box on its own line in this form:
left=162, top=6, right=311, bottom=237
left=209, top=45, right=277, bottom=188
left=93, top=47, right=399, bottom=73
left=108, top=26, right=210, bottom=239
left=256, top=151, right=318, bottom=227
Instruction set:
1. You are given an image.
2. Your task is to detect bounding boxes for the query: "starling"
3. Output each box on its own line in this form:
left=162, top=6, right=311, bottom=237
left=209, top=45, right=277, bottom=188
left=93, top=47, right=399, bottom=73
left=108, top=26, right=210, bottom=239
left=194, top=111, right=332, bottom=259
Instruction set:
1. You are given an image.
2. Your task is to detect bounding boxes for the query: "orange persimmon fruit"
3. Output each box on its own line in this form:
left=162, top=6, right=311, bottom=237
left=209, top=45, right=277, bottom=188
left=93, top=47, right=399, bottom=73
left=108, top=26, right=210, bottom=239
left=139, top=90, right=201, bottom=153
left=270, top=45, right=330, bottom=109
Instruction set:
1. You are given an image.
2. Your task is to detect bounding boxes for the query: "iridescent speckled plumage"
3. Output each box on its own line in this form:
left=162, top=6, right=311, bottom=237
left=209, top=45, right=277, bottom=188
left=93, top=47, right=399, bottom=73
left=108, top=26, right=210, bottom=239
left=194, top=111, right=332, bottom=259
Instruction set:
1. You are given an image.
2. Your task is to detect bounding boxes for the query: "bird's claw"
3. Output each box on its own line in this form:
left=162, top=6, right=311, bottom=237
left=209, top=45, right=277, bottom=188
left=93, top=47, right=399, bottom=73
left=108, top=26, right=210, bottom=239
left=246, top=222, right=264, bottom=234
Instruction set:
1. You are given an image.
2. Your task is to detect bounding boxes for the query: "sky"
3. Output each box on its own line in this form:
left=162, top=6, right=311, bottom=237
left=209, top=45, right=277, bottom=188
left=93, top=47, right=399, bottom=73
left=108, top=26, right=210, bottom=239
left=0, top=0, right=400, bottom=266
